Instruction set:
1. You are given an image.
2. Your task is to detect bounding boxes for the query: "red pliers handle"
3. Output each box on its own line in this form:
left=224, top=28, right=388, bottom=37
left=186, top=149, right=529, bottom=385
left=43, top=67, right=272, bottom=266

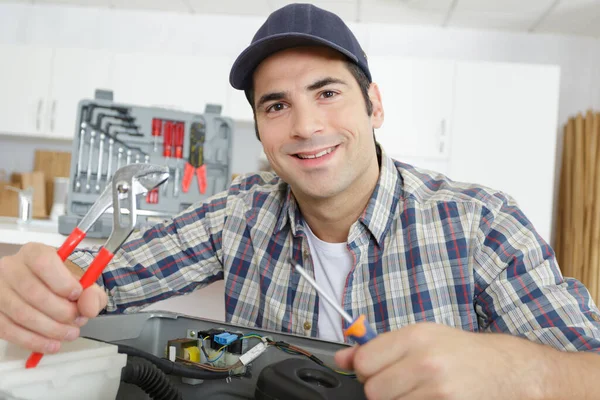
left=182, top=163, right=207, bottom=194
left=56, top=228, right=116, bottom=289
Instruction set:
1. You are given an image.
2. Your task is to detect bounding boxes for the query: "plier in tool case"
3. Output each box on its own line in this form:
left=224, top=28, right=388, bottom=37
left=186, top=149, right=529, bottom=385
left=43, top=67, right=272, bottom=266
left=182, top=121, right=207, bottom=195
left=26, top=163, right=169, bottom=368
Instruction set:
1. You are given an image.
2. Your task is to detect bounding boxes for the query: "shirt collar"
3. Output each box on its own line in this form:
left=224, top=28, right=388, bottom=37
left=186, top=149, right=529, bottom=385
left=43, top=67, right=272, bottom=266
left=275, top=144, right=404, bottom=245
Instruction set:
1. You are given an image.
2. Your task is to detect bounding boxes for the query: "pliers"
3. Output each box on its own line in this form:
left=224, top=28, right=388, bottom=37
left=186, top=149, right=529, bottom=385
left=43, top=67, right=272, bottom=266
left=182, top=121, right=207, bottom=195
left=26, top=163, right=169, bottom=368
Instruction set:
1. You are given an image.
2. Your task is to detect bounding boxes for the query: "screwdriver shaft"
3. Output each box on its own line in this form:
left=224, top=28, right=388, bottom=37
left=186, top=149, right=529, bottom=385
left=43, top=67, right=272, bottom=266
left=294, top=264, right=354, bottom=324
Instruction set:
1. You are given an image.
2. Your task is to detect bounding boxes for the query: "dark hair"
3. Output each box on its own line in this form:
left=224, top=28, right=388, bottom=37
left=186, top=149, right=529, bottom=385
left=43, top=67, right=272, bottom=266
left=245, top=61, right=374, bottom=140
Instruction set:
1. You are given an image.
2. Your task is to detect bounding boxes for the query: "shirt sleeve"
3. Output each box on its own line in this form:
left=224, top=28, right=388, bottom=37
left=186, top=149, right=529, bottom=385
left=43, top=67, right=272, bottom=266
left=68, top=190, right=229, bottom=314
left=472, top=192, right=600, bottom=353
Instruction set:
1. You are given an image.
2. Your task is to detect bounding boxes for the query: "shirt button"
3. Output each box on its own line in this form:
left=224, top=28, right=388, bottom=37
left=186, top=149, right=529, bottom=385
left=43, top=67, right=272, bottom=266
left=303, top=321, right=312, bottom=330
left=592, top=313, right=600, bottom=322
left=303, top=249, right=309, bottom=257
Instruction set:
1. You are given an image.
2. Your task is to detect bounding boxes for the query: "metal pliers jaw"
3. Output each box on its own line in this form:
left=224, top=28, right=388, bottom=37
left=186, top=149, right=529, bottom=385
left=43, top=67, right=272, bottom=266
left=105, top=164, right=170, bottom=253
left=57, top=163, right=170, bottom=261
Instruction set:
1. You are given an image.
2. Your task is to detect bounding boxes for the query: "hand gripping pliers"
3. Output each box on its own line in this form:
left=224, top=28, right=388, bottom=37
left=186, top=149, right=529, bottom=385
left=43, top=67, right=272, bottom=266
left=26, top=163, right=169, bottom=368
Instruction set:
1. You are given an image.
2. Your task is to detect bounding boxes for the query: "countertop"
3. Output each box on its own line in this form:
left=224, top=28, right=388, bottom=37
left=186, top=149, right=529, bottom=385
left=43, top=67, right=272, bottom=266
left=0, top=217, right=104, bottom=248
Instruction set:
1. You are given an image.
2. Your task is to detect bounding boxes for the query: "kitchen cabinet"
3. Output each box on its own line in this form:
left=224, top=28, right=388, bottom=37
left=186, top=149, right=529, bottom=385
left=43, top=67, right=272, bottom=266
left=369, top=57, right=456, bottom=161
left=49, top=48, right=113, bottom=139
left=110, top=52, right=231, bottom=116
left=449, top=61, right=560, bottom=243
left=0, top=44, right=53, bottom=137
left=0, top=45, right=112, bottom=140
left=227, top=83, right=254, bottom=122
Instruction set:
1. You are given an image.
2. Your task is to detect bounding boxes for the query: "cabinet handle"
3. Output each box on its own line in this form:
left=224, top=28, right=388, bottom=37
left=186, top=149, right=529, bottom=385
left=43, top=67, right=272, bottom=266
left=439, top=119, right=447, bottom=154
left=36, top=98, right=43, bottom=131
left=50, top=100, right=57, bottom=132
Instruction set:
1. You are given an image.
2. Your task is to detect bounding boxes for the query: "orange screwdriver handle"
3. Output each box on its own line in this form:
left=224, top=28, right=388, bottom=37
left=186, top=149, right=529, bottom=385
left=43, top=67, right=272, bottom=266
left=343, top=315, right=377, bottom=344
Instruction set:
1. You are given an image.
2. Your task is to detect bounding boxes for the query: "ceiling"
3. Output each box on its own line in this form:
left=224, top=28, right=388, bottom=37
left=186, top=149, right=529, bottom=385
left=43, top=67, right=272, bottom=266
left=6, top=0, right=600, bottom=38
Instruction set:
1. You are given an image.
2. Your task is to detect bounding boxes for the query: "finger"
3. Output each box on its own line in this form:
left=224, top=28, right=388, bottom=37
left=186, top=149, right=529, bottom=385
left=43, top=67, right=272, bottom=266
left=76, top=284, right=108, bottom=318
left=11, top=265, right=79, bottom=324
left=0, top=312, right=62, bottom=354
left=0, top=285, right=80, bottom=342
left=334, top=346, right=358, bottom=370
left=397, top=384, right=452, bottom=400
left=20, top=243, right=82, bottom=300
left=362, top=355, right=425, bottom=400
left=352, top=324, right=434, bottom=379
left=352, top=331, right=410, bottom=379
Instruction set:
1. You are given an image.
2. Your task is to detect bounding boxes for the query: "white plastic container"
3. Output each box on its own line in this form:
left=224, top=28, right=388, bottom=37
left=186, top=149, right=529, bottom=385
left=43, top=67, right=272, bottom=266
left=0, top=337, right=127, bottom=400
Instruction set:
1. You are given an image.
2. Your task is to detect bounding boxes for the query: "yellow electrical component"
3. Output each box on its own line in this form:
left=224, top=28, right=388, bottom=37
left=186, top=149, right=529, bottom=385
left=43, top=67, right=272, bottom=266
left=184, top=346, right=201, bottom=362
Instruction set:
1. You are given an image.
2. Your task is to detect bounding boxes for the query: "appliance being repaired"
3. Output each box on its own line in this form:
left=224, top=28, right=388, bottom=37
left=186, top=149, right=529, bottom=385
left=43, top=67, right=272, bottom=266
left=0, top=313, right=367, bottom=400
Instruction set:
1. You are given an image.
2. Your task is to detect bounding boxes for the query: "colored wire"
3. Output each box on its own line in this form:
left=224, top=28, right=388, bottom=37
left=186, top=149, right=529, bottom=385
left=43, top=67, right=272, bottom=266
left=271, top=339, right=357, bottom=378
left=194, top=332, right=356, bottom=377
left=176, top=356, right=241, bottom=372
left=208, top=348, right=226, bottom=363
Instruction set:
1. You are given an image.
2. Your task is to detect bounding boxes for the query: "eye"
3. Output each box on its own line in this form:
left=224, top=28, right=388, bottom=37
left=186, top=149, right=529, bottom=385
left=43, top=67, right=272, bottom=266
left=266, top=103, right=287, bottom=113
left=321, top=90, right=336, bottom=99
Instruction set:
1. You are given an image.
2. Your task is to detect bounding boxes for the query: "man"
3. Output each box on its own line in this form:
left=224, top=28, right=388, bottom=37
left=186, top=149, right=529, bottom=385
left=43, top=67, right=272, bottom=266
left=1, top=3, right=600, bottom=399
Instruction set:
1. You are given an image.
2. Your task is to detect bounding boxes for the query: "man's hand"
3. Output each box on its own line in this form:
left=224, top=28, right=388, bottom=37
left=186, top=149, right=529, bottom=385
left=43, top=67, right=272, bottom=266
left=335, top=322, right=552, bottom=400
left=0, top=242, right=108, bottom=354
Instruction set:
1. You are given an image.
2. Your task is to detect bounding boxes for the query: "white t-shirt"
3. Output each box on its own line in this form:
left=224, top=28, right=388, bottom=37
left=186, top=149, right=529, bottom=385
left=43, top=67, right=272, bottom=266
left=303, top=223, right=353, bottom=342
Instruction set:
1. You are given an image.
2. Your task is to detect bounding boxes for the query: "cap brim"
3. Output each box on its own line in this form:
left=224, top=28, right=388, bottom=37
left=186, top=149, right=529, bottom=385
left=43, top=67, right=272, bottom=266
left=229, top=33, right=359, bottom=90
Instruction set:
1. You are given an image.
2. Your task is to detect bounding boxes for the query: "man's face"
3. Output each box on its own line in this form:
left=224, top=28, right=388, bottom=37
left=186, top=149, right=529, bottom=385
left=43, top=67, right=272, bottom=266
left=252, top=46, right=384, bottom=200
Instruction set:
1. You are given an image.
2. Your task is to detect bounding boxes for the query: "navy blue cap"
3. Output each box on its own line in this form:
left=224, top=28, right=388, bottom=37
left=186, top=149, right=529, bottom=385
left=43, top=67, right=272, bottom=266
left=229, top=3, right=371, bottom=90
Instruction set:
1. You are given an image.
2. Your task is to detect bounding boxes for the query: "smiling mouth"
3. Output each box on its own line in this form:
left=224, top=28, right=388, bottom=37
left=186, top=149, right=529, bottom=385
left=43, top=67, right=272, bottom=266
left=294, top=146, right=337, bottom=159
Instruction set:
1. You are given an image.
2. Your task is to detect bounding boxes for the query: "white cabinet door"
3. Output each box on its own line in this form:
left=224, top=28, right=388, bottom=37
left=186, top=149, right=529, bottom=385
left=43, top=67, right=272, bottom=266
left=449, top=61, right=560, bottom=243
left=227, top=83, right=254, bottom=121
left=368, top=57, right=455, bottom=162
left=48, top=48, right=113, bottom=140
left=0, top=45, right=53, bottom=136
left=111, top=52, right=230, bottom=115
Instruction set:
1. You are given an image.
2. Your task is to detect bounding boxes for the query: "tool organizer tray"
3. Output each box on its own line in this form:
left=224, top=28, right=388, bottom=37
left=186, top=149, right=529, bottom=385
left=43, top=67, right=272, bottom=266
left=59, top=94, right=233, bottom=238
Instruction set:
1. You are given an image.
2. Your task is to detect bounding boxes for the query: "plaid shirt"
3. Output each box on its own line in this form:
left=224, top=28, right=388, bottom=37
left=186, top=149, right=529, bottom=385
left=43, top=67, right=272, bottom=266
left=70, top=147, right=600, bottom=350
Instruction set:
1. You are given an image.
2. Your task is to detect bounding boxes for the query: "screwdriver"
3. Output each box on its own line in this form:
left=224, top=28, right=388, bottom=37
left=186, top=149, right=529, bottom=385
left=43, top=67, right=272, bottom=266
left=294, top=264, right=377, bottom=344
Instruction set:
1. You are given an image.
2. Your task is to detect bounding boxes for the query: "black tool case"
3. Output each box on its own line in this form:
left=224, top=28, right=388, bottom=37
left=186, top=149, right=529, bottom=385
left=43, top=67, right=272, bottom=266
left=58, top=92, right=233, bottom=238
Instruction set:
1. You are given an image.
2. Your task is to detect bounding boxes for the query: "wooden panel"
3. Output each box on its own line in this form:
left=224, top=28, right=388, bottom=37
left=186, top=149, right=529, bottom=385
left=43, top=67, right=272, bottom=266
left=34, top=150, right=71, bottom=215
left=10, top=171, right=47, bottom=219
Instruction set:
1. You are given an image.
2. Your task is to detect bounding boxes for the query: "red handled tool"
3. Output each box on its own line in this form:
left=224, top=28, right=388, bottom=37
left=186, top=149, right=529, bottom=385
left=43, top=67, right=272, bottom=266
left=25, top=163, right=170, bottom=369
left=162, top=121, right=174, bottom=195
left=162, top=121, right=173, bottom=158
left=146, top=188, right=159, bottom=204
left=174, top=122, right=184, bottom=159
left=182, top=121, right=207, bottom=194
left=151, top=118, right=162, bottom=153
left=294, top=264, right=377, bottom=344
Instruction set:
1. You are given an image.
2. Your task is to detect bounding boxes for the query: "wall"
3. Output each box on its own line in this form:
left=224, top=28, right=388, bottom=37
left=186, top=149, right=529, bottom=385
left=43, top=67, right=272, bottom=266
left=1, top=2, right=599, bottom=242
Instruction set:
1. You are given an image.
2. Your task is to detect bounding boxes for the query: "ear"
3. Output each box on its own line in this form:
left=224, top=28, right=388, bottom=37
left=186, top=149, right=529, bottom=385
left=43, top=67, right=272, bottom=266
left=368, top=82, right=384, bottom=129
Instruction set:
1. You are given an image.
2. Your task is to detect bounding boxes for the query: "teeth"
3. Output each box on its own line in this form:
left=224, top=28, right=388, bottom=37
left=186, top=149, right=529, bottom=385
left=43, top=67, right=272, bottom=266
left=297, top=147, right=335, bottom=159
